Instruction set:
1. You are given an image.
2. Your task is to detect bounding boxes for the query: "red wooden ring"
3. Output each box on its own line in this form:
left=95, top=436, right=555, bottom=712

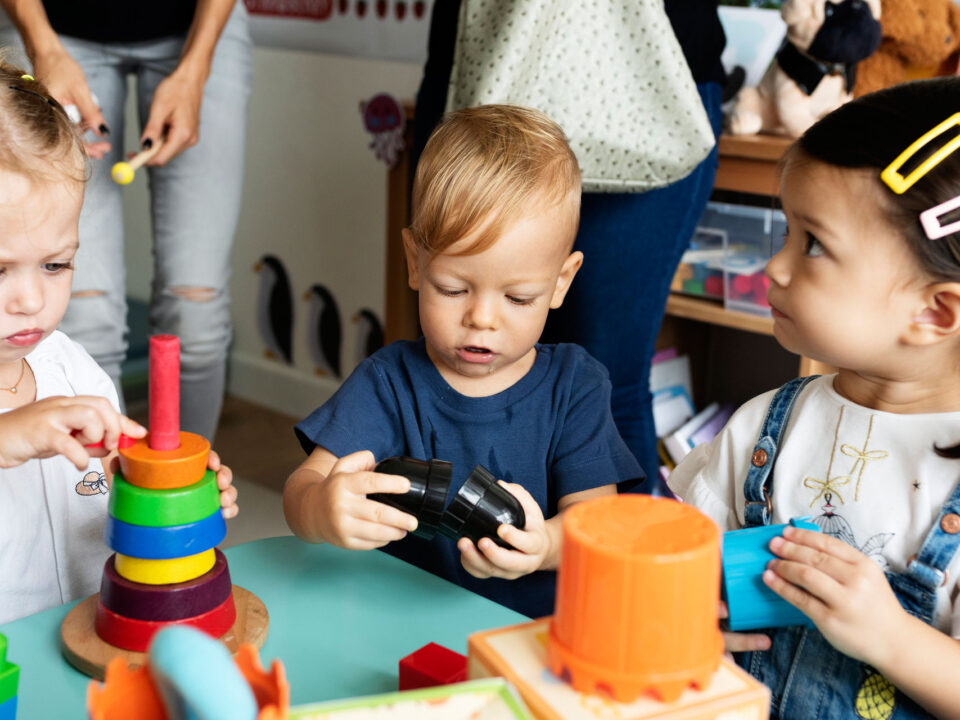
left=99, top=550, right=232, bottom=621
left=94, top=592, right=236, bottom=652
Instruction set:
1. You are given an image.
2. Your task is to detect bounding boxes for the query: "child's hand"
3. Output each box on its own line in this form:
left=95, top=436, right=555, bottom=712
left=458, top=482, right=551, bottom=580
left=207, top=450, right=238, bottom=520
left=313, top=450, right=418, bottom=550
left=0, top=395, right=145, bottom=470
left=718, top=600, right=771, bottom=654
left=764, top=526, right=904, bottom=664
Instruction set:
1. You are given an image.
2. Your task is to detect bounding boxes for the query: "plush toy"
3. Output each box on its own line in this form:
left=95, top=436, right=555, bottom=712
left=728, top=0, right=882, bottom=137
left=853, top=0, right=960, bottom=97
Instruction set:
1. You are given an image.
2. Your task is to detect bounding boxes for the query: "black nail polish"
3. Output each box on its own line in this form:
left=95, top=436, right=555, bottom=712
left=98, top=123, right=109, bottom=136
left=142, top=138, right=153, bottom=150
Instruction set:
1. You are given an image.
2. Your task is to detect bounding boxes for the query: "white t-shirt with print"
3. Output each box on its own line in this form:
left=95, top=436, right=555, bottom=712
left=668, top=374, right=960, bottom=637
left=0, top=331, right=119, bottom=624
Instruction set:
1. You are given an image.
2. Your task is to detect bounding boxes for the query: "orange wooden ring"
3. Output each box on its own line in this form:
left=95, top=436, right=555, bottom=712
left=94, top=592, right=236, bottom=652
left=118, top=432, right=210, bottom=489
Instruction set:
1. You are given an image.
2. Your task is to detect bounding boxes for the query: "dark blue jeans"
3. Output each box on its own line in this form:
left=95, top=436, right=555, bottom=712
left=543, top=82, right=724, bottom=484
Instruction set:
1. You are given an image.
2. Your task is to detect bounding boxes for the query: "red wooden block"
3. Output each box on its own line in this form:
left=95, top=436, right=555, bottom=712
left=398, top=642, right=467, bottom=691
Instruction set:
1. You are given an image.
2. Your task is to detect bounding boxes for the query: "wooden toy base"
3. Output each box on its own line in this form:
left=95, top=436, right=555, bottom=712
left=468, top=618, right=770, bottom=720
left=60, top=585, right=268, bottom=680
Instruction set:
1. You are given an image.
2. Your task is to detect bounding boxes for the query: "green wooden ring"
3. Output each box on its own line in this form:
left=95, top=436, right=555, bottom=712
left=109, top=469, right=219, bottom=527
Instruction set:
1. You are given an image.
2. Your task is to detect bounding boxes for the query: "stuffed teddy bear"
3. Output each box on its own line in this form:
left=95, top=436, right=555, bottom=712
left=853, top=0, right=960, bottom=97
left=728, top=0, right=882, bottom=137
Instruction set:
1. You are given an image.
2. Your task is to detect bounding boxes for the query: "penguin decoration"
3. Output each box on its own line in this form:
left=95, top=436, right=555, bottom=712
left=305, top=284, right=342, bottom=378
left=353, top=308, right=384, bottom=366
left=253, top=254, right=294, bottom=365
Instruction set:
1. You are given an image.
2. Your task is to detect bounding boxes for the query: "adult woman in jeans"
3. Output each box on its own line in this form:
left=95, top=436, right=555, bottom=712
left=0, top=0, right=252, bottom=440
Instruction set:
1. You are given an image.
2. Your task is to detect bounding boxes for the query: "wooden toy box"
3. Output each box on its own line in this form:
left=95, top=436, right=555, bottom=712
left=468, top=619, right=770, bottom=720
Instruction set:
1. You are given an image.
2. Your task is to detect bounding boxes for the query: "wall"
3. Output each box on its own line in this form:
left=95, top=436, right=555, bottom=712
left=123, top=48, right=422, bottom=418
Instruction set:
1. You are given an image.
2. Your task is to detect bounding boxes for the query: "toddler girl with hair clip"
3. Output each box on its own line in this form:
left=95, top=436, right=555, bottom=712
left=669, top=77, right=960, bottom=720
left=0, top=63, right=237, bottom=624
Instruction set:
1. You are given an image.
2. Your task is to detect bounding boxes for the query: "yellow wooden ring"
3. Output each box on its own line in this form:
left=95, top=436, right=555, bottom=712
left=114, top=549, right=216, bottom=585
left=118, top=431, right=210, bottom=489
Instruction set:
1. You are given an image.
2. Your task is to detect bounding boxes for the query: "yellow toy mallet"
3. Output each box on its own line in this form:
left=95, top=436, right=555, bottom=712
left=110, top=137, right=166, bottom=185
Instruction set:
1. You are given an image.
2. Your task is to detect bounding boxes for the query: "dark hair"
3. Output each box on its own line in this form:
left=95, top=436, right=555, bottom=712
left=798, top=77, right=960, bottom=284
left=798, top=77, right=960, bottom=459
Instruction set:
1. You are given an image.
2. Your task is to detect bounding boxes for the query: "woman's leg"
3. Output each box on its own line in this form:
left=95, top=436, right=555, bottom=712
left=135, top=1, right=253, bottom=440
left=544, top=82, right=724, bottom=484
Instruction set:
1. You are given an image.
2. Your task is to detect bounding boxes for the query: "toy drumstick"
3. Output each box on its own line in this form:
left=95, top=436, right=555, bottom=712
left=111, top=137, right=166, bottom=185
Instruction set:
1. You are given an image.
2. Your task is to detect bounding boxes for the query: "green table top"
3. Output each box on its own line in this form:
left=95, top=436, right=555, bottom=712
left=0, top=536, right=527, bottom=718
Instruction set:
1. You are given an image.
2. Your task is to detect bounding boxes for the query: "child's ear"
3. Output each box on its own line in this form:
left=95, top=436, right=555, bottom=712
left=906, top=283, right=960, bottom=345
left=402, top=229, right=420, bottom=291
left=549, top=251, right=584, bottom=309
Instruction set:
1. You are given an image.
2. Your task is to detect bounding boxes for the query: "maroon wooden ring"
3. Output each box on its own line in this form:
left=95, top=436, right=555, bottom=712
left=99, top=549, right=232, bottom=621
left=94, top=592, right=237, bottom=652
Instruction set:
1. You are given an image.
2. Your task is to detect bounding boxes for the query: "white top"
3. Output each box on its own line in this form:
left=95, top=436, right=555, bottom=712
left=0, top=331, right=119, bottom=624
left=668, top=375, right=960, bottom=637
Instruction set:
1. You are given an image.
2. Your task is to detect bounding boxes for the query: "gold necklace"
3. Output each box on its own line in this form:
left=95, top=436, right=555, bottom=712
left=0, top=358, right=26, bottom=394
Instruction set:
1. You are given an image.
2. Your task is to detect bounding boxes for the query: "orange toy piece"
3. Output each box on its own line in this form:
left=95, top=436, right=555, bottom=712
left=118, top=431, right=211, bottom=489
left=548, top=495, right=722, bottom=703
left=87, top=659, right=165, bottom=720
left=87, top=644, right=289, bottom=720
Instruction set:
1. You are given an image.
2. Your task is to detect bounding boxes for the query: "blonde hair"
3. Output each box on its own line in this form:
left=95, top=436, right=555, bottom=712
left=0, top=60, right=85, bottom=187
left=409, top=105, right=581, bottom=256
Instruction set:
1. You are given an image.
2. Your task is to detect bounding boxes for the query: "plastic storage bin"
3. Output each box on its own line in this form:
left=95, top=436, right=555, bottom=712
left=698, top=201, right=786, bottom=316
left=671, top=227, right=726, bottom=300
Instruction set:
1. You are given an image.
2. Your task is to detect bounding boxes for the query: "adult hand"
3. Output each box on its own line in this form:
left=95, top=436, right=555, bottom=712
left=140, top=66, right=207, bottom=166
left=458, top=481, right=551, bottom=580
left=30, top=47, right=111, bottom=157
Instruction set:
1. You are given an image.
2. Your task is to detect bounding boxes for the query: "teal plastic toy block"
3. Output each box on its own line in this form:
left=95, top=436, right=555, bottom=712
left=0, top=632, right=19, bottom=707
left=722, top=517, right=821, bottom=631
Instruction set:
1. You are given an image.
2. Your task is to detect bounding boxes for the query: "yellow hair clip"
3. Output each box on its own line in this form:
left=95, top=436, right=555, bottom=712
left=881, top=113, right=960, bottom=194
left=20, top=74, right=33, bottom=81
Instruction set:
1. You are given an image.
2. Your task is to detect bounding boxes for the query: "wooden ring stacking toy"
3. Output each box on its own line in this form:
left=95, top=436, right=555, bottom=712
left=115, top=549, right=216, bottom=585
left=62, top=335, right=269, bottom=681
left=105, top=510, right=226, bottom=560
left=109, top=470, right=219, bottom=527
left=100, top=550, right=232, bottom=622
left=62, top=587, right=269, bottom=681
left=117, top=432, right=211, bottom=490
left=94, top=593, right=237, bottom=652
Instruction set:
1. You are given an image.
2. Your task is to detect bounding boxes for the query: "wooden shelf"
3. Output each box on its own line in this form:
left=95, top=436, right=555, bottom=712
left=664, top=294, right=774, bottom=336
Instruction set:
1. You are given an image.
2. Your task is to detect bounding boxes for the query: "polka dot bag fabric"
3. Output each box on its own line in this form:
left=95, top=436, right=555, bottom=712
left=445, top=0, right=716, bottom=193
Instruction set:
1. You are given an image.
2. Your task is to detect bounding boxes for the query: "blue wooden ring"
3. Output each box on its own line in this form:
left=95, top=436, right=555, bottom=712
left=105, top=509, right=226, bottom=559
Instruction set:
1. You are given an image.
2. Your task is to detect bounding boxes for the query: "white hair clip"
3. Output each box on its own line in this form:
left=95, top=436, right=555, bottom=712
left=920, top=195, right=960, bottom=240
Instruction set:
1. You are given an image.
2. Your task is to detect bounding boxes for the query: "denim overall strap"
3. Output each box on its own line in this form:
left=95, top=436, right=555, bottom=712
left=743, top=376, right=820, bottom=528
left=902, top=476, right=960, bottom=596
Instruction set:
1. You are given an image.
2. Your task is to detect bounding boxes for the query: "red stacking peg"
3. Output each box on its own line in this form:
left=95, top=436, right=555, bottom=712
left=82, top=434, right=136, bottom=450
left=398, top=642, right=467, bottom=691
left=149, top=335, right=180, bottom=451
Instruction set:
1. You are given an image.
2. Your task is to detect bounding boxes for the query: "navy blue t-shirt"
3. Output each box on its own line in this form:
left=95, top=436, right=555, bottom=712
left=295, top=339, right=643, bottom=618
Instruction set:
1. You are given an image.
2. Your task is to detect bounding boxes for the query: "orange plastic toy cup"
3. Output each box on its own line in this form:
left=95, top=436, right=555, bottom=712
left=548, top=495, right=722, bottom=703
